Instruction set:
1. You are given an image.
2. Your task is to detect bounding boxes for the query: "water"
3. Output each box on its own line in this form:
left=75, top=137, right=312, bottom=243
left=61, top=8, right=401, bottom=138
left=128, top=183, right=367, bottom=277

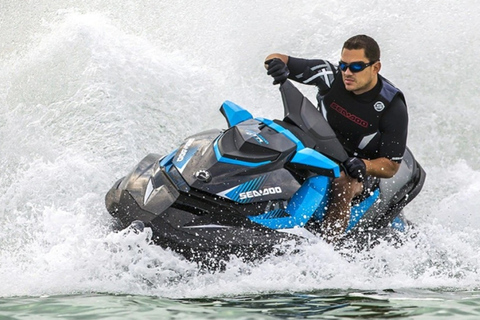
left=2, top=290, right=480, bottom=319
left=1, top=0, right=480, bottom=319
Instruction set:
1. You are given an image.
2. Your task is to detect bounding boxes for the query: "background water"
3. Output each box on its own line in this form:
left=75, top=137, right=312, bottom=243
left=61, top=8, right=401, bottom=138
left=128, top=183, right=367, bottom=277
left=1, top=0, right=480, bottom=319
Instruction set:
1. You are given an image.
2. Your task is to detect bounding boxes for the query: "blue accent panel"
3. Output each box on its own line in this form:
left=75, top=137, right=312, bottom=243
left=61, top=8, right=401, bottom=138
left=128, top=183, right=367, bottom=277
left=290, top=148, right=340, bottom=178
left=224, top=176, right=267, bottom=203
left=391, top=216, right=406, bottom=232
left=213, top=138, right=271, bottom=167
left=256, top=117, right=305, bottom=150
left=347, top=189, right=380, bottom=231
left=312, top=191, right=330, bottom=222
left=249, top=175, right=329, bottom=229
left=159, top=150, right=177, bottom=170
left=221, top=100, right=253, bottom=127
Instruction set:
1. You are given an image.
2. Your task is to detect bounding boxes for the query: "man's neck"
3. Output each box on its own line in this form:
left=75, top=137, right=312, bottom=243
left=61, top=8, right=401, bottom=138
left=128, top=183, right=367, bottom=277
left=353, top=76, right=381, bottom=102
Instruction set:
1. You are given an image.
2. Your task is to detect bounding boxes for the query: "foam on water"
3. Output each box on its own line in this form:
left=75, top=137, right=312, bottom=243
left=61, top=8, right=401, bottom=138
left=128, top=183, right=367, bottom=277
left=1, top=0, right=480, bottom=298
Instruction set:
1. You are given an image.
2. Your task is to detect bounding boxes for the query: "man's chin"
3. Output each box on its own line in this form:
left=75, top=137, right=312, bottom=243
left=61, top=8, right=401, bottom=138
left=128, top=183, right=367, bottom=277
left=344, top=84, right=356, bottom=92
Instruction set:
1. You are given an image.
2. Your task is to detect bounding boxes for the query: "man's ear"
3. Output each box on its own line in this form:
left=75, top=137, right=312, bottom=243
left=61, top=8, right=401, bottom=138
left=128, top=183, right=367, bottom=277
left=374, top=61, right=382, bottom=73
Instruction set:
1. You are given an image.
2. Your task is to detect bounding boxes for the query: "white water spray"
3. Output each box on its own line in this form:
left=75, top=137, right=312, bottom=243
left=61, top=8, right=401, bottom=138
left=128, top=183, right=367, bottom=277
left=1, top=0, right=480, bottom=298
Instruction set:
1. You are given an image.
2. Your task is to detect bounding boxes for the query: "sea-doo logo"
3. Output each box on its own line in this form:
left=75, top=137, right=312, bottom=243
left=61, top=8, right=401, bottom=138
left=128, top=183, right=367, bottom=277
left=239, top=187, right=282, bottom=200
left=374, top=101, right=385, bottom=112
left=330, top=102, right=368, bottom=128
left=245, top=130, right=269, bottom=144
left=194, top=169, right=212, bottom=183
left=176, top=138, right=195, bottom=162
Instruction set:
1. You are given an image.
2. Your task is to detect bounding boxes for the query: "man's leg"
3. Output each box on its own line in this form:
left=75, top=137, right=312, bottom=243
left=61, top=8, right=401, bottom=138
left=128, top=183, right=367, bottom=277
left=321, top=172, right=363, bottom=243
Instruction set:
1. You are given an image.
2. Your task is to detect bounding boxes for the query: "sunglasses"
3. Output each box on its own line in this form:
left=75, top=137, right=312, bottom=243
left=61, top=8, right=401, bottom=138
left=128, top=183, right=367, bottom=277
left=338, top=60, right=377, bottom=73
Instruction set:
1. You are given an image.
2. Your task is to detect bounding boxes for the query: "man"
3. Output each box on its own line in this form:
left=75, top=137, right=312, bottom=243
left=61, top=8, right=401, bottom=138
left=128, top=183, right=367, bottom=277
left=264, top=35, right=408, bottom=242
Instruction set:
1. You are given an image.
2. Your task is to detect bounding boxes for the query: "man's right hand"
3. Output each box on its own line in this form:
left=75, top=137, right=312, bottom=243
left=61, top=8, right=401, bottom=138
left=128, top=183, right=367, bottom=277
left=265, top=58, right=290, bottom=85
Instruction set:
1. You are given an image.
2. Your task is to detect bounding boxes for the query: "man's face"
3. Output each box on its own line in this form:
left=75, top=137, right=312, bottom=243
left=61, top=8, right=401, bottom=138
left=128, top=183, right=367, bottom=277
left=340, top=48, right=380, bottom=95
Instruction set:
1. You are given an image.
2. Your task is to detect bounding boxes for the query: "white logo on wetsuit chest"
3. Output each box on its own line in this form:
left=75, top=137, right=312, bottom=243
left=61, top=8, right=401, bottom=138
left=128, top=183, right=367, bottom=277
left=374, top=101, right=385, bottom=112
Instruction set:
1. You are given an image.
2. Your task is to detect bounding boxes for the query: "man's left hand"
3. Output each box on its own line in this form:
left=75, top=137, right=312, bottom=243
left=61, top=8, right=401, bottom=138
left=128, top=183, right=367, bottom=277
left=343, top=157, right=366, bottom=182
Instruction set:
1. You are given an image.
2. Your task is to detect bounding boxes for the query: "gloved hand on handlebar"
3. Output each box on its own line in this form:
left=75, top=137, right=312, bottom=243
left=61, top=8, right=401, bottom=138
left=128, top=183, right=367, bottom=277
left=343, top=157, right=366, bottom=182
left=265, top=58, right=290, bottom=85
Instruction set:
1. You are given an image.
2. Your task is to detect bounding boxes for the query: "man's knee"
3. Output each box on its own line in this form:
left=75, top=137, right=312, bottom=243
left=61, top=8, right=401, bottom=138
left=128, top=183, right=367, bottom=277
left=331, top=173, right=363, bottom=197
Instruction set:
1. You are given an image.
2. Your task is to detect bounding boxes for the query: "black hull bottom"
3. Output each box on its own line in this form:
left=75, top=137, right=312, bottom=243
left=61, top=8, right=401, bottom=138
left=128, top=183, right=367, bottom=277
left=107, top=186, right=300, bottom=268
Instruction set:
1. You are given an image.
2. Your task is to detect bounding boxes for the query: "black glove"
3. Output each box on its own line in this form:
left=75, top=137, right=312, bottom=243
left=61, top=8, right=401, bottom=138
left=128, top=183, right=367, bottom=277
left=265, top=58, right=290, bottom=85
left=343, top=157, right=366, bottom=182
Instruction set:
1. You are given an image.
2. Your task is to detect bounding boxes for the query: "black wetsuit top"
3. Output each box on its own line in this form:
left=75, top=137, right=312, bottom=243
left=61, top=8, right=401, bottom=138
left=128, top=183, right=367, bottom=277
left=287, top=57, right=408, bottom=162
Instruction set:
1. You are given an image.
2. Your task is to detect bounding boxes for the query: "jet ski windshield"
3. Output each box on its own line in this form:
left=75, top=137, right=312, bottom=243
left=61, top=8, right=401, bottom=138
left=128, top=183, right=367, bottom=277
left=217, top=122, right=282, bottom=163
left=218, top=119, right=296, bottom=162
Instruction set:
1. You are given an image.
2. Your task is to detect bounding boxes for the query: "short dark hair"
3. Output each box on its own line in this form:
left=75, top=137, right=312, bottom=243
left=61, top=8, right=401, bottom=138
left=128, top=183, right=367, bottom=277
left=343, top=35, right=380, bottom=62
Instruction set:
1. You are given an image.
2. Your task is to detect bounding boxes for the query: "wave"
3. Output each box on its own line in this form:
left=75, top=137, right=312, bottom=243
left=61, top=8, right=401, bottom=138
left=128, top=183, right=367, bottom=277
left=1, top=0, right=480, bottom=298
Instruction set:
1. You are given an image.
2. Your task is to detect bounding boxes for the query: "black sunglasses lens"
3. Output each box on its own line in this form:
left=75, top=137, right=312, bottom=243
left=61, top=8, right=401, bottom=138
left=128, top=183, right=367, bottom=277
left=339, top=61, right=369, bottom=73
left=349, top=63, right=365, bottom=72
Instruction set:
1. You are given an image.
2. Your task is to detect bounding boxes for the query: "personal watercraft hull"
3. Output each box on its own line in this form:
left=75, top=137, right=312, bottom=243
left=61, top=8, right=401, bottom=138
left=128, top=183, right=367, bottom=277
left=106, top=153, right=302, bottom=264
left=105, top=81, right=426, bottom=264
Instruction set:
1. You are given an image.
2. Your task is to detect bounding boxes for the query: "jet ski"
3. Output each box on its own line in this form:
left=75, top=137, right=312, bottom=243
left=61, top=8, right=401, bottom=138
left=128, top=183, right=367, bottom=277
left=105, top=80, right=426, bottom=265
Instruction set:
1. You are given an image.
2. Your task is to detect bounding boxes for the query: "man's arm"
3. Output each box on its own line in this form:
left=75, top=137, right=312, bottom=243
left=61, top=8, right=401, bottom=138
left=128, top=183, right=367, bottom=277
left=265, top=55, right=336, bottom=90
left=364, top=157, right=400, bottom=178
left=365, top=95, right=408, bottom=179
